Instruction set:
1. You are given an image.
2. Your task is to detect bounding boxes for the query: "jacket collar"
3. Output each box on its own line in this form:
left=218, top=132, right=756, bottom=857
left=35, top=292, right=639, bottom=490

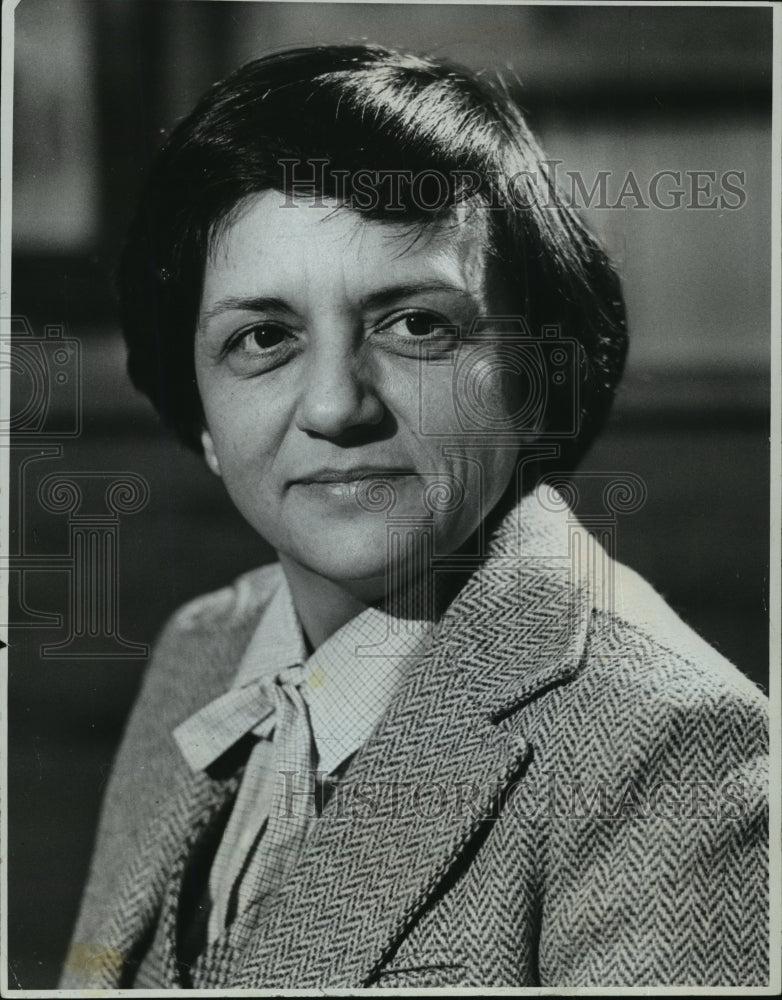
left=440, top=484, right=592, bottom=717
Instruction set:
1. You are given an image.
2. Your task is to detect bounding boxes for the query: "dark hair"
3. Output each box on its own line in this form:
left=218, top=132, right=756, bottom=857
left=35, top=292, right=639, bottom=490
left=119, top=43, right=627, bottom=470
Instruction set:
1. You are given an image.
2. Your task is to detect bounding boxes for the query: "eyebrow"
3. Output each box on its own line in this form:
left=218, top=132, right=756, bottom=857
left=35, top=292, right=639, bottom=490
left=361, top=281, right=474, bottom=311
left=199, top=282, right=474, bottom=326
left=200, top=296, right=290, bottom=327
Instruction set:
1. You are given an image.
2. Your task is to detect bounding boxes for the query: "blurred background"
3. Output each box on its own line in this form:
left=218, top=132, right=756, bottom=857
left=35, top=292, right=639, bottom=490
left=7, top=1, right=772, bottom=988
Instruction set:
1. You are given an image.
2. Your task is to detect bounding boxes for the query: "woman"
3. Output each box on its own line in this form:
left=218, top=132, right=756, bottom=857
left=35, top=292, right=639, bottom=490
left=62, top=44, right=768, bottom=989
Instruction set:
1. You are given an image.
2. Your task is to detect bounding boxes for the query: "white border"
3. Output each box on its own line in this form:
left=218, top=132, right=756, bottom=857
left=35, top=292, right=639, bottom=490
left=0, top=1, right=779, bottom=996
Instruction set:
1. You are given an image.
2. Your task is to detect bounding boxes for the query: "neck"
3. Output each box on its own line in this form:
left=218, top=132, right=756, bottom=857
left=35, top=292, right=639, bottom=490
left=278, top=555, right=377, bottom=651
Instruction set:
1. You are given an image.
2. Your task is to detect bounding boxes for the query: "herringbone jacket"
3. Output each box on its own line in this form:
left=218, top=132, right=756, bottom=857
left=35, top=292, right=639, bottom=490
left=61, top=490, right=769, bottom=989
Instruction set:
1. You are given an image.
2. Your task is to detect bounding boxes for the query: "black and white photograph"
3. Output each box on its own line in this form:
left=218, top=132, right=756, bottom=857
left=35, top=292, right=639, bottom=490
left=1, top=0, right=779, bottom=992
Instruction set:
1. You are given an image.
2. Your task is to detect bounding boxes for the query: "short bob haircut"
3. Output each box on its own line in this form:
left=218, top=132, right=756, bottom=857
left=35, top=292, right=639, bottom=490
left=119, top=43, right=627, bottom=473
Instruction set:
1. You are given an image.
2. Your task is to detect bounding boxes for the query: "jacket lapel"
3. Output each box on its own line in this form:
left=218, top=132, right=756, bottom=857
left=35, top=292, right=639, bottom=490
left=233, top=492, right=594, bottom=988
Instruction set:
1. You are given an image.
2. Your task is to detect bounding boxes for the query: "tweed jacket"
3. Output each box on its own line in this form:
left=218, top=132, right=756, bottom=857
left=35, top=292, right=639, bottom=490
left=61, top=490, right=769, bottom=989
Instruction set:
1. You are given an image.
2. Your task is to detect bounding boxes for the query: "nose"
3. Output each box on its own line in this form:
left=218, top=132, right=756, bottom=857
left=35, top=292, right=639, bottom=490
left=294, top=337, right=385, bottom=439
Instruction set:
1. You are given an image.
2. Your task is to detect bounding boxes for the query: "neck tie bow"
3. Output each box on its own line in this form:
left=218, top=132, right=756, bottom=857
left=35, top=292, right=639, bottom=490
left=173, top=663, right=307, bottom=774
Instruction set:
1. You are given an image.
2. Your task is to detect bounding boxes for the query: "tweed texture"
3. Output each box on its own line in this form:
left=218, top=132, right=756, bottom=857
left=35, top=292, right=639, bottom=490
left=60, top=490, right=769, bottom=989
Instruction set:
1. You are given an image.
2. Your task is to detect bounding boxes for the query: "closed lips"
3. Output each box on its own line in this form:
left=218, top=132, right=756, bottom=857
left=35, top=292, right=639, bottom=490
left=292, top=468, right=413, bottom=485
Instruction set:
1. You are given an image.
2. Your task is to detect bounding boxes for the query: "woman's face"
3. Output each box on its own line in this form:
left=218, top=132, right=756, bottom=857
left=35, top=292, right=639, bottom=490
left=195, top=191, right=524, bottom=600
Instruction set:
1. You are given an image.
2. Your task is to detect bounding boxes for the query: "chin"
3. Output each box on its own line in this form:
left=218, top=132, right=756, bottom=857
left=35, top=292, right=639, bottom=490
left=292, top=532, right=391, bottom=586
left=292, top=521, right=437, bottom=599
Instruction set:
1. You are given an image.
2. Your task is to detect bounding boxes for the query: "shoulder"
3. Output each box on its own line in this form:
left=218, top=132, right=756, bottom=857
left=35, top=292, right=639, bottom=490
left=97, top=564, right=284, bottom=836
left=67, top=562, right=286, bottom=951
left=535, top=557, right=767, bottom=795
left=158, top=561, right=284, bottom=642
left=136, top=561, right=285, bottom=728
left=588, top=558, right=766, bottom=712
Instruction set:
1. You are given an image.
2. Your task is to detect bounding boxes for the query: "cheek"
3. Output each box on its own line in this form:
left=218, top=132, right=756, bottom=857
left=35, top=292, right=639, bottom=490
left=416, top=346, right=526, bottom=442
left=201, top=387, right=285, bottom=487
left=411, top=355, right=521, bottom=541
left=456, top=346, right=526, bottom=426
left=466, top=360, right=524, bottom=506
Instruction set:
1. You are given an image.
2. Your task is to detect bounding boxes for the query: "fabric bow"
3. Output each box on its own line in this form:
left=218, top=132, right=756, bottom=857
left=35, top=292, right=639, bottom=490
left=173, top=664, right=306, bottom=773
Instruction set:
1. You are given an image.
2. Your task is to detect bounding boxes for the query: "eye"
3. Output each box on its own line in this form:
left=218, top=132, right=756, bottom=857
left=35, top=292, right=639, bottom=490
left=220, top=320, right=298, bottom=375
left=236, top=322, right=289, bottom=352
left=383, top=310, right=449, bottom=338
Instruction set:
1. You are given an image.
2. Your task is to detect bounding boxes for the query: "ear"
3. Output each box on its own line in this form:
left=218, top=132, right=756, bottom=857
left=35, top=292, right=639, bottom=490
left=201, top=428, right=222, bottom=477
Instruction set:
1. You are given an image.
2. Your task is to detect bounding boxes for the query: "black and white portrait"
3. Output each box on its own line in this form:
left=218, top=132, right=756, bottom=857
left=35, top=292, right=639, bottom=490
left=2, top=1, right=778, bottom=992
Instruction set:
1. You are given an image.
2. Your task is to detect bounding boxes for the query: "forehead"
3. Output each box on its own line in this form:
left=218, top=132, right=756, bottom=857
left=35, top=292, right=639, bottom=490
left=202, top=191, right=493, bottom=303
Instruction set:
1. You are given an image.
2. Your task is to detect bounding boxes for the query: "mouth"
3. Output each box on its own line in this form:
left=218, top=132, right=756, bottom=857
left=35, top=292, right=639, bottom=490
left=292, top=467, right=414, bottom=486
